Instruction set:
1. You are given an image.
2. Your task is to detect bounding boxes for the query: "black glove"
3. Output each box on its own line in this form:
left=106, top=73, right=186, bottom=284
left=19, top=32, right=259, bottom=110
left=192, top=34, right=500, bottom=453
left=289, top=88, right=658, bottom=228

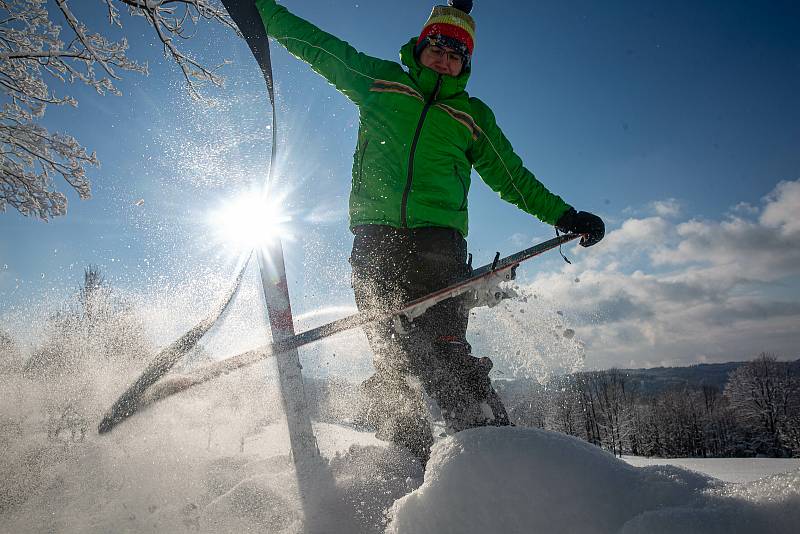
left=555, top=207, right=605, bottom=247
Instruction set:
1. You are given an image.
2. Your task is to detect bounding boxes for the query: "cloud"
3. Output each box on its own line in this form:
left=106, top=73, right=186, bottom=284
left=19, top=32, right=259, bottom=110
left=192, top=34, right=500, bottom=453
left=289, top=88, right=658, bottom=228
left=523, top=179, right=800, bottom=369
left=597, top=217, right=671, bottom=255
left=651, top=215, right=800, bottom=283
left=650, top=198, right=682, bottom=217
left=621, top=197, right=683, bottom=219
left=760, top=180, right=800, bottom=236
left=731, top=201, right=758, bottom=215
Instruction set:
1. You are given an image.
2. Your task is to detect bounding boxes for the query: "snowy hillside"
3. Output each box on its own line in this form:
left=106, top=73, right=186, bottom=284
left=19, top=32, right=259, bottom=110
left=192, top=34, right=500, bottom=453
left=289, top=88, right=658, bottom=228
left=2, top=401, right=798, bottom=534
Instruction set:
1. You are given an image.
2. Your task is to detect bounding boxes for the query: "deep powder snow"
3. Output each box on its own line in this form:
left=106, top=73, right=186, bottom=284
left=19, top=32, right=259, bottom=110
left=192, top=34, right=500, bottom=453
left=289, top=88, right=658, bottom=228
left=388, top=427, right=800, bottom=534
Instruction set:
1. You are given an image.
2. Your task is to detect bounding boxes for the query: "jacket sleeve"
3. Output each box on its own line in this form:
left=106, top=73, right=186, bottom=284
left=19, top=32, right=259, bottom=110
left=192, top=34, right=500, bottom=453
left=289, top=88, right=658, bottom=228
left=467, top=97, right=571, bottom=226
left=255, top=0, right=397, bottom=104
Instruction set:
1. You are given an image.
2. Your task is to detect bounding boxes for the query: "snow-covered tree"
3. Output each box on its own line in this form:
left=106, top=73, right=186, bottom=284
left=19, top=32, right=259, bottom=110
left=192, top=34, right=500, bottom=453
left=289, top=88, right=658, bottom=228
left=652, top=389, right=708, bottom=457
left=0, top=0, right=234, bottom=220
left=21, top=265, right=152, bottom=442
left=572, top=370, right=637, bottom=456
left=499, top=360, right=799, bottom=458
left=698, top=384, right=741, bottom=457
left=628, top=384, right=750, bottom=458
left=724, top=353, right=798, bottom=456
left=593, top=370, right=637, bottom=456
left=498, top=379, right=549, bottom=429
left=24, top=265, right=151, bottom=376
left=629, top=398, right=662, bottom=456
left=783, top=383, right=800, bottom=456
left=574, top=372, right=603, bottom=447
left=545, top=377, right=583, bottom=438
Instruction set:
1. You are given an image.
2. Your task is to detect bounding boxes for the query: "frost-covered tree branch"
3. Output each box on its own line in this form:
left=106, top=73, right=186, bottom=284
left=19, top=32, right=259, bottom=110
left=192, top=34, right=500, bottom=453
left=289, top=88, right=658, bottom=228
left=115, top=0, right=237, bottom=96
left=0, top=0, right=235, bottom=220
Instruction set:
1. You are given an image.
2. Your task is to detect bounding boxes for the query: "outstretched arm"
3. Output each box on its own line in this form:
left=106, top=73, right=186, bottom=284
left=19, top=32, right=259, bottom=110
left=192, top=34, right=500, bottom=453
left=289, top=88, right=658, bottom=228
left=468, top=98, right=571, bottom=226
left=255, top=0, right=399, bottom=103
left=468, top=97, right=605, bottom=247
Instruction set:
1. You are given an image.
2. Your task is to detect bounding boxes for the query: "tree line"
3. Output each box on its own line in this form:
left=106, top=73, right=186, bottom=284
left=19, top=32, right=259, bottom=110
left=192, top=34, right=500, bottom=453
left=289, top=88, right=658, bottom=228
left=501, top=354, right=800, bottom=458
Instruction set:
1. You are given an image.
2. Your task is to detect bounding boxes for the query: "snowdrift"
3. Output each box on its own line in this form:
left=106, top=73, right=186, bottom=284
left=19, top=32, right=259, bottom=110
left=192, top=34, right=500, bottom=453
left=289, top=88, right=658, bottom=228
left=388, top=427, right=800, bottom=534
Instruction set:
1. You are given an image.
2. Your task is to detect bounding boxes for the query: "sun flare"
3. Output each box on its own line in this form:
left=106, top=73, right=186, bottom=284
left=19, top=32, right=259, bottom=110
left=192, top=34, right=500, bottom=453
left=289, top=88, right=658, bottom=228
left=208, top=191, right=292, bottom=250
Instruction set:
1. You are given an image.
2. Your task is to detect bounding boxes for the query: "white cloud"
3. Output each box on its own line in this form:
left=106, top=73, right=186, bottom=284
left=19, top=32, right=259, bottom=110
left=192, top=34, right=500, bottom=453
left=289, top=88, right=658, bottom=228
left=731, top=201, right=758, bottom=215
left=621, top=197, right=683, bottom=219
left=600, top=217, right=671, bottom=254
left=651, top=214, right=800, bottom=283
left=650, top=198, right=682, bottom=217
left=760, top=179, right=800, bottom=236
left=521, top=179, right=800, bottom=369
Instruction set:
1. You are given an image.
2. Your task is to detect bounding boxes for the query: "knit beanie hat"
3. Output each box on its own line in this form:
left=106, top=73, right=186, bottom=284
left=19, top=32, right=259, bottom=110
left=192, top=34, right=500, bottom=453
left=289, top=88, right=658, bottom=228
left=416, top=0, right=476, bottom=68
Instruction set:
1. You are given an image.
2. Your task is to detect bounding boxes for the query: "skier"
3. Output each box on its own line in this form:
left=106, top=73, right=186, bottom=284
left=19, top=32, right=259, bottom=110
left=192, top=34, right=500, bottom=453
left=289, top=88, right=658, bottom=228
left=254, top=0, right=605, bottom=464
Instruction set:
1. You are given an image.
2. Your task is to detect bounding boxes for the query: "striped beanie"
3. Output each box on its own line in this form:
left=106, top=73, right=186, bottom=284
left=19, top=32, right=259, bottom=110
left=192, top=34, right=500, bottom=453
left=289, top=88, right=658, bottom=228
left=416, top=2, right=476, bottom=67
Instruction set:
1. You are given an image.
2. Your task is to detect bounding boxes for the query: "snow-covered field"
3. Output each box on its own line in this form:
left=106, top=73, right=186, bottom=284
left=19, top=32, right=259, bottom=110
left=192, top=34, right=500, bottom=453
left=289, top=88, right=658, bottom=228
left=1, top=402, right=798, bottom=534
left=623, top=455, right=800, bottom=484
left=0, top=315, right=797, bottom=534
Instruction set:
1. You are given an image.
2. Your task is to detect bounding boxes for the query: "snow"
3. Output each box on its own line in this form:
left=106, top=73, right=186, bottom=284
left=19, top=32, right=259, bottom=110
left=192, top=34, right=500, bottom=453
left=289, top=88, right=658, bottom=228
left=387, top=427, right=800, bottom=534
left=1, top=374, right=798, bottom=533
left=0, top=385, right=421, bottom=534
left=623, top=456, right=800, bottom=484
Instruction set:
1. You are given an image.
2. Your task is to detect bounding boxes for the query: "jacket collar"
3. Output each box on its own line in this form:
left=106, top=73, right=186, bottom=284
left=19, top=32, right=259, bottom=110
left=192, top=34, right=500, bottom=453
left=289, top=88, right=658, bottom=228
left=399, top=37, right=471, bottom=100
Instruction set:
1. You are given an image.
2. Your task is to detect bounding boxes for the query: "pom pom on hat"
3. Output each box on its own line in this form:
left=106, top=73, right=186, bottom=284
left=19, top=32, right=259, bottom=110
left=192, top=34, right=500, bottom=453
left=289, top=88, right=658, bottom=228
left=448, top=0, right=473, bottom=14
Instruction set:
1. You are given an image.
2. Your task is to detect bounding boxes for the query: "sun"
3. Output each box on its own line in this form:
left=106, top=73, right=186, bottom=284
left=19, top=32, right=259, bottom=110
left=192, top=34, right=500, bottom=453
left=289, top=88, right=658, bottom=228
left=208, top=190, right=292, bottom=250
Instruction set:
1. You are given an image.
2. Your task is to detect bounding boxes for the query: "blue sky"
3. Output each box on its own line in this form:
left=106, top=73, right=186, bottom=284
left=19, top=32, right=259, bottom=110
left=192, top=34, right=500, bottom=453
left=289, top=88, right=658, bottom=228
left=1, top=0, right=799, bottom=371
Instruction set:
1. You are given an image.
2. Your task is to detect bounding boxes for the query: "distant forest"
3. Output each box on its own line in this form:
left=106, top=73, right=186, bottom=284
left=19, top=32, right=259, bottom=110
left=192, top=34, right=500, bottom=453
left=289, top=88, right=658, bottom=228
left=497, top=355, right=800, bottom=459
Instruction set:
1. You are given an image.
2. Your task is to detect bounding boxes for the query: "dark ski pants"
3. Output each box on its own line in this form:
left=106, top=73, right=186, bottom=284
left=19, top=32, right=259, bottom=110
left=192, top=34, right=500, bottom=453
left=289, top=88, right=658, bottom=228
left=350, top=225, right=510, bottom=462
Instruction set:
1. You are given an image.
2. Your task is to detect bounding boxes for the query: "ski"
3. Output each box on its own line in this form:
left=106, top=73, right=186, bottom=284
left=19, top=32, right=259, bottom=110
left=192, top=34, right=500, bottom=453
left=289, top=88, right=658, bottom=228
left=97, top=252, right=252, bottom=434
left=99, top=233, right=580, bottom=431
left=221, top=0, right=319, bottom=461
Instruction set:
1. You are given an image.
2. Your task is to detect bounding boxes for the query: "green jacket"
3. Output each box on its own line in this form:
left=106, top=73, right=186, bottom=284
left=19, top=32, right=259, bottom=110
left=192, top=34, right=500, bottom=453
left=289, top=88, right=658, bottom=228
left=256, top=0, right=571, bottom=236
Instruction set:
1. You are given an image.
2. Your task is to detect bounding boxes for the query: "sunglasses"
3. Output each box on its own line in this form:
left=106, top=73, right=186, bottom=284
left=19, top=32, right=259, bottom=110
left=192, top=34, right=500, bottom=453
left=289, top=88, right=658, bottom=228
left=426, top=44, right=464, bottom=64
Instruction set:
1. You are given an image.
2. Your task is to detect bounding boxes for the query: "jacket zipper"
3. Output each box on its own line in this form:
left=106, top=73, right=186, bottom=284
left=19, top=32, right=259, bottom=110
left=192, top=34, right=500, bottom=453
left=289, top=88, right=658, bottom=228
left=401, top=75, right=442, bottom=227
